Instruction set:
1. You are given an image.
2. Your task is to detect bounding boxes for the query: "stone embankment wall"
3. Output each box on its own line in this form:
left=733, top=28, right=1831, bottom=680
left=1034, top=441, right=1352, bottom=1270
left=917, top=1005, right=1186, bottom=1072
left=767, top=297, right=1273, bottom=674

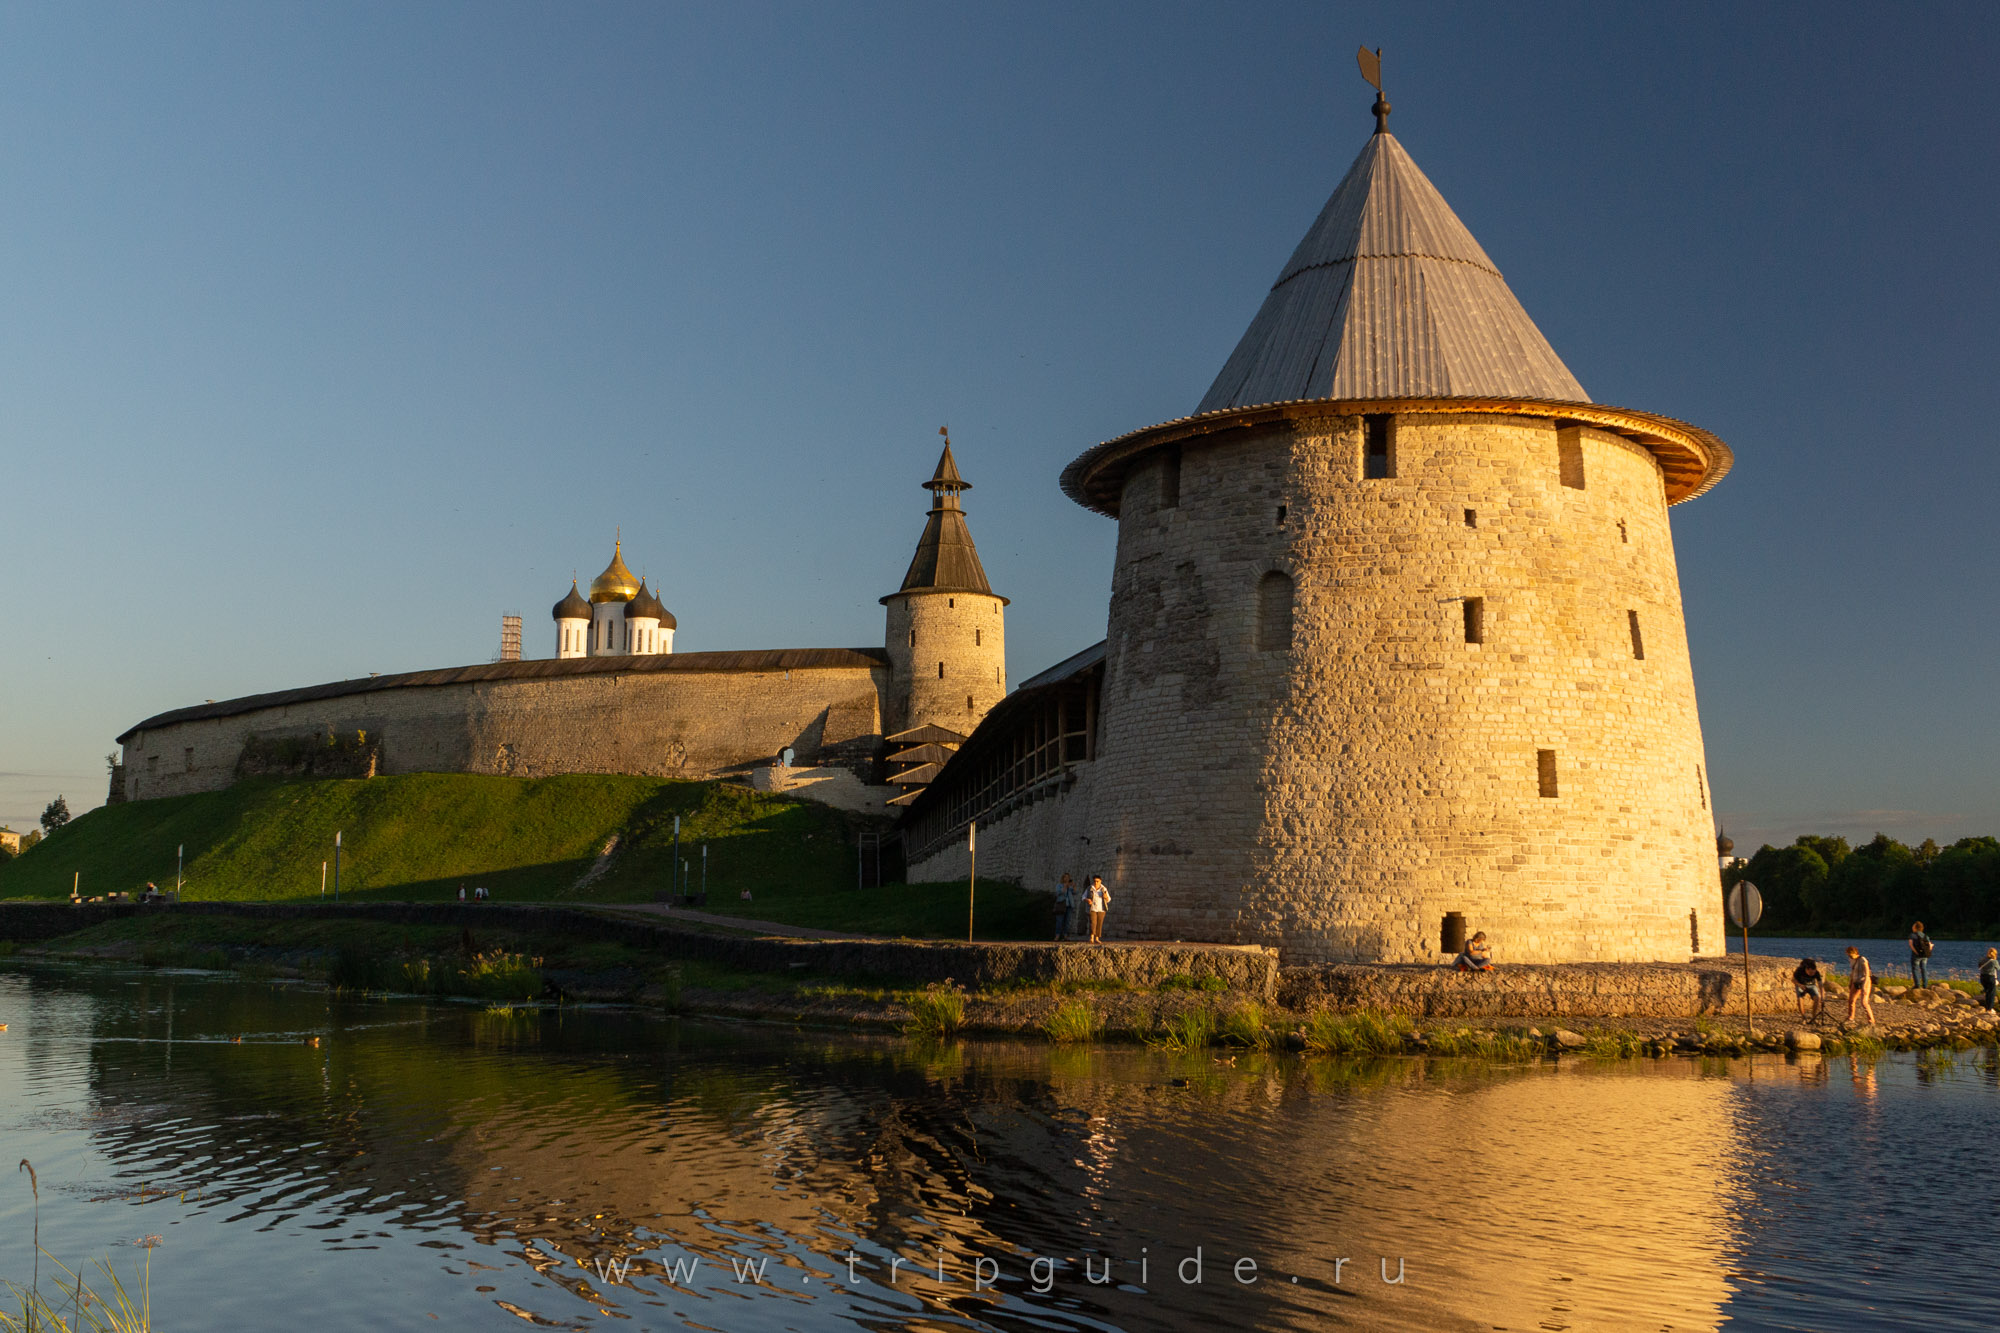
left=117, top=661, right=889, bottom=801
left=1280, top=956, right=1801, bottom=1019
left=1085, top=412, right=1720, bottom=965
left=0, top=901, right=1278, bottom=996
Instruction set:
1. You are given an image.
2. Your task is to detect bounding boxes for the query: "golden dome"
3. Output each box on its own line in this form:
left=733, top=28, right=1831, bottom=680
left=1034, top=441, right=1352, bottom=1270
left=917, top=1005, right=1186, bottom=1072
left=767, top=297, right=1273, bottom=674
left=588, top=539, right=641, bottom=603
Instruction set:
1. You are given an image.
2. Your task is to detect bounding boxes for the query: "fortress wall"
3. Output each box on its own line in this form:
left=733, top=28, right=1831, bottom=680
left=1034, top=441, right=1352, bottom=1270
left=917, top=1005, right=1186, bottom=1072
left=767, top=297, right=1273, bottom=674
left=120, top=663, right=888, bottom=801
left=1085, top=413, right=1719, bottom=965
left=883, top=592, right=1007, bottom=735
left=905, top=762, right=1097, bottom=893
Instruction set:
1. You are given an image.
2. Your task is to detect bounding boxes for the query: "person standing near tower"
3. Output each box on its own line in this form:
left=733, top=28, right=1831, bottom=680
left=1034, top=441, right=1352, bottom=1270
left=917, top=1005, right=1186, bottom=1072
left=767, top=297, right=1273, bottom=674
left=1085, top=875, right=1110, bottom=944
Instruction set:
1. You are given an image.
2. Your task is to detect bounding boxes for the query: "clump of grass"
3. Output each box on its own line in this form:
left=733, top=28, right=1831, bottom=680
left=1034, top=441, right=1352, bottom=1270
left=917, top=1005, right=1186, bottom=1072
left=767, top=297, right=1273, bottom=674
left=1058, top=978, right=1130, bottom=994
left=400, top=959, right=433, bottom=992
left=1041, top=999, right=1098, bottom=1044
left=455, top=950, right=542, bottom=1002
left=656, top=964, right=685, bottom=1012
left=1845, top=1031, right=1887, bottom=1059
left=5, top=1159, right=154, bottom=1331
left=1581, top=1029, right=1646, bottom=1059
left=1157, top=972, right=1227, bottom=994
left=905, top=982, right=967, bottom=1038
left=1150, top=1007, right=1217, bottom=1052
left=1217, top=1001, right=1271, bottom=1049
left=1302, top=1009, right=1411, bottom=1056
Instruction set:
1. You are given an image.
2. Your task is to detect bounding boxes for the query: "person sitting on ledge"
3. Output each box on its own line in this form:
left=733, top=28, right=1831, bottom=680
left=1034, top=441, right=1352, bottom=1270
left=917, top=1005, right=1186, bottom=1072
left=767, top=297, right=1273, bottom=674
left=1453, top=931, right=1494, bottom=972
left=1793, top=957, right=1825, bottom=1021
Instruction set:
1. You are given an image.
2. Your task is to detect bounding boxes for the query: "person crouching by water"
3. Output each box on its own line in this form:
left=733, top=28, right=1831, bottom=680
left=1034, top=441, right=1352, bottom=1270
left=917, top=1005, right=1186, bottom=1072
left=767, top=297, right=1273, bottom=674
left=1793, top=957, right=1825, bottom=1022
left=1085, top=875, right=1110, bottom=943
left=1980, top=948, right=1998, bottom=1012
left=1843, top=946, right=1876, bottom=1026
left=1453, top=931, right=1494, bottom=972
left=1053, top=874, right=1076, bottom=942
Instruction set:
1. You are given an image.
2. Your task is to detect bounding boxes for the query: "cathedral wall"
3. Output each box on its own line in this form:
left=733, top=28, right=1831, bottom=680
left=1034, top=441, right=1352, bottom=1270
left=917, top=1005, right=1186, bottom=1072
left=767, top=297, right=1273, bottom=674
left=1082, top=412, right=1720, bottom=965
left=119, top=663, right=888, bottom=801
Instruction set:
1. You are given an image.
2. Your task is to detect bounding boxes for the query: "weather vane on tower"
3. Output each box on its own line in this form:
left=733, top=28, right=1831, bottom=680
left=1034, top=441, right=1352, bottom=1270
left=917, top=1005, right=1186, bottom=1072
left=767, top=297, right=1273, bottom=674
left=1357, top=45, right=1389, bottom=133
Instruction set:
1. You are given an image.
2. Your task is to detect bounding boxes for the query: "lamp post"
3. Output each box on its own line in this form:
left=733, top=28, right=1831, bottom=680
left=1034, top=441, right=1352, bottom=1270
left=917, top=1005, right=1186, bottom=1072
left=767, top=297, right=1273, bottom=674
left=967, top=821, right=977, bottom=943
left=333, top=831, right=342, bottom=902
left=672, top=815, right=681, bottom=901
left=176, top=844, right=183, bottom=896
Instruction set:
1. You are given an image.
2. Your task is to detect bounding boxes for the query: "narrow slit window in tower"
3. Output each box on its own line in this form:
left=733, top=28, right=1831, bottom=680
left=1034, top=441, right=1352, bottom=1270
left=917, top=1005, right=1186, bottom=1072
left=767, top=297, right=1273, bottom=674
left=1618, top=518, right=1628, bottom=543
left=909, top=629, right=916, bottom=646
left=184, top=747, right=194, bottom=772
left=1464, top=508, right=1477, bottom=528
left=1463, top=597, right=1484, bottom=645
left=966, top=695, right=974, bottom=710
left=975, top=629, right=981, bottom=646
left=1697, top=764, right=1707, bottom=809
left=1558, top=428, right=1586, bottom=490
left=1363, top=415, right=1393, bottom=479
left=1537, top=749, right=1559, bottom=798
left=1276, top=504, right=1287, bottom=526
left=1159, top=445, right=1181, bottom=509
left=1255, top=571, right=1294, bottom=651
left=1628, top=610, right=1645, bottom=660
left=937, top=661, right=945, bottom=679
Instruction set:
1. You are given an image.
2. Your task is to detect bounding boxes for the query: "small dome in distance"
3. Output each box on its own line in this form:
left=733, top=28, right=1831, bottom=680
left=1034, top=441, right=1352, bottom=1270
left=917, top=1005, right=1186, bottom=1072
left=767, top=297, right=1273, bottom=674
left=625, top=582, right=664, bottom=621
left=552, top=581, right=591, bottom=622
left=589, top=539, right=641, bottom=603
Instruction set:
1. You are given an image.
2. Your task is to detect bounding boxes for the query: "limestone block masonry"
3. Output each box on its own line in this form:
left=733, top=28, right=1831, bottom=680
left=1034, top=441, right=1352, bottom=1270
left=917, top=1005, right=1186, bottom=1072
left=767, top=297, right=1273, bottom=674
left=1084, top=411, right=1719, bottom=965
left=118, top=659, right=889, bottom=801
left=883, top=591, right=1007, bottom=736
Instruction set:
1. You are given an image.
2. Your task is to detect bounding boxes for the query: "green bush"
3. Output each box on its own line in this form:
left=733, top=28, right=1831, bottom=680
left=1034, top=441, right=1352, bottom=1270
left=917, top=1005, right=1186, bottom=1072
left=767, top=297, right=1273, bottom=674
left=1302, top=1009, right=1411, bottom=1056
left=1041, top=999, right=1098, bottom=1044
left=455, top=950, right=542, bottom=1002
left=1151, top=1007, right=1216, bottom=1052
left=1217, top=1001, right=1270, bottom=1048
left=904, top=983, right=966, bottom=1038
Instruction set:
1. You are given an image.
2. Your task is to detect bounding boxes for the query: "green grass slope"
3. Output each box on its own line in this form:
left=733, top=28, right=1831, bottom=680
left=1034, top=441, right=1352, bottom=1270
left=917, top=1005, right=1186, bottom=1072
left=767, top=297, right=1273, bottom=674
left=0, top=772, right=1046, bottom=939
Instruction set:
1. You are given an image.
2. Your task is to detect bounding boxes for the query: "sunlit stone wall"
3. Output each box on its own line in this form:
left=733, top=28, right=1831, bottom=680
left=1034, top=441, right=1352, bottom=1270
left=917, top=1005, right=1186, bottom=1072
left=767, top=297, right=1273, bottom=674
left=1083, top=411, right=1720, bottom=964
left=117, top=663, right=888, bottom=800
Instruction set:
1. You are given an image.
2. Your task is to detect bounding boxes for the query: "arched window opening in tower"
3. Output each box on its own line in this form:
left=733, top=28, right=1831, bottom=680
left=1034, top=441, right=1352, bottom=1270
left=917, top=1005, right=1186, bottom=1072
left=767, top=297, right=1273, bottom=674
left=1537, top=749, right=1560, bottom=798
left=1628, top=610, right=1646, bottom=660
left=1363, top=415, right=1394, bottom=479
left=1276, top=504, right=1287, bottom=526
left=1256, top=571, right=1294, bottom=651
left=1463, top=597, right=1484, bottom=645
left=1558, top=429, right=1586, bottom=490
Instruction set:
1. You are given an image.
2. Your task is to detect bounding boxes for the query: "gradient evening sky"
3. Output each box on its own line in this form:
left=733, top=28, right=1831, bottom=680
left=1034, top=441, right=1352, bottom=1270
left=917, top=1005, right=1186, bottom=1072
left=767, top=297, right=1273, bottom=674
left=2, top=2, right=1995, bottom=854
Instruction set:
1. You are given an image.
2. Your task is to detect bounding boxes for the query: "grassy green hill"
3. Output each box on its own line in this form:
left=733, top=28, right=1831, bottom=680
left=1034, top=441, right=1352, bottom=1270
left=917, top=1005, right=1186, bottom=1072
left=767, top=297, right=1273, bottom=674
left=0, top=772, right=1043, bottom=938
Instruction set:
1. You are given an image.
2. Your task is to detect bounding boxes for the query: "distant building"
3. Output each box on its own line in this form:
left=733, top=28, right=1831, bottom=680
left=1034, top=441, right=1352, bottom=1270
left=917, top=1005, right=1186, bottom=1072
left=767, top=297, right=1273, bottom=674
left=112, top=445, right=1005, bottom=802
left=0, top=828, right=18, bottom=856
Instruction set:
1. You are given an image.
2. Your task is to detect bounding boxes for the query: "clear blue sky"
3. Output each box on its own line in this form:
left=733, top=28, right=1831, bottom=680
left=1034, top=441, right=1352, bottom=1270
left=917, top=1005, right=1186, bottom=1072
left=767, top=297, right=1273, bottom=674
left=2, top=2, right=1995, bottom=853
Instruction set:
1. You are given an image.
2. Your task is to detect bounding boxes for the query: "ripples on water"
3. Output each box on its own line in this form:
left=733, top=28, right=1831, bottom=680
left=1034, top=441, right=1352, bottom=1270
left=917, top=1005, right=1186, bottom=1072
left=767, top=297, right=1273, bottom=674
left=1, top=963, right=1996, bottom=1332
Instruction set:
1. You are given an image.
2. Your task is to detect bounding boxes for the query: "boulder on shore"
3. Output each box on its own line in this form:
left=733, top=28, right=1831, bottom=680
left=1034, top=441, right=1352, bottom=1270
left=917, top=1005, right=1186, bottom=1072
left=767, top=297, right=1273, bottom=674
left=1551, top=1029, right=1587, bottom=1049
left=1785, top=1030, right=1822, bottom=1051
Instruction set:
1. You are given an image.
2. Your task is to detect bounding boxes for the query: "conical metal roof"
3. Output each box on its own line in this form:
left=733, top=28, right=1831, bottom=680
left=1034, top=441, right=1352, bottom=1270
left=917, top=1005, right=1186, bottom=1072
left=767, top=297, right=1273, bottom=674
left=885, top=442, right=1003, bottom=602
left=1197, top=130, right=1587, bottom=411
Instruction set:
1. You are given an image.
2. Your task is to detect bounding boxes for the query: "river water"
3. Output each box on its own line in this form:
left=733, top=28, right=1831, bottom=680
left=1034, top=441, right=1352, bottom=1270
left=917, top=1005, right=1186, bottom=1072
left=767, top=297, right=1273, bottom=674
left=1749, top=934, right=2000, bottom=981
left=2, top=962, right=1996, bottom=1332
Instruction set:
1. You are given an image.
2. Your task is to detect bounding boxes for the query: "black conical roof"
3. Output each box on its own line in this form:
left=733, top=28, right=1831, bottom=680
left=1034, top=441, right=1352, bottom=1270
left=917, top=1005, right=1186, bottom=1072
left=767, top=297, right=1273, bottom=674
left=887, top=442, right=1001, bottom=601
left=552, top=581, right=591, bottom=621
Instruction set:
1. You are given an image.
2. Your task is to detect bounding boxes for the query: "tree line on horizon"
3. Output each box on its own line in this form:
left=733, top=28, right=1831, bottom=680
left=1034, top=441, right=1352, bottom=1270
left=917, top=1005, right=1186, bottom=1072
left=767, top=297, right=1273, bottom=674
left=1726, top=832, right=2000, bottom=934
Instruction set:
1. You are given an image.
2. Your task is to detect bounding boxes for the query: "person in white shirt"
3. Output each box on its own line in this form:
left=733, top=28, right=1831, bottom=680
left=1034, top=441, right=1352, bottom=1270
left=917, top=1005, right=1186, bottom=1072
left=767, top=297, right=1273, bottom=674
left=1844, top=946, right=1875, bottom=1025
left=1085, top=876, right=1111, bottom=943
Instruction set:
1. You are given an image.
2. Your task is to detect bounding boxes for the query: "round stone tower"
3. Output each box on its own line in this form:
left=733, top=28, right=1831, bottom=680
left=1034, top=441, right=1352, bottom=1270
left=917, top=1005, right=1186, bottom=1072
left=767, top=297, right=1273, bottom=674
left=1059, top=99, right=1732, bottom=964
left=883, top=436, right=1008, bottom=736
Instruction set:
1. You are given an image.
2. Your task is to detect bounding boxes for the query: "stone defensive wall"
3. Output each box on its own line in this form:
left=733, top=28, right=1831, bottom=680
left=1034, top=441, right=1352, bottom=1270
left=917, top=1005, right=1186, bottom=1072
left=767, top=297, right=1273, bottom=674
left=114, top=649, right=891, bottom=801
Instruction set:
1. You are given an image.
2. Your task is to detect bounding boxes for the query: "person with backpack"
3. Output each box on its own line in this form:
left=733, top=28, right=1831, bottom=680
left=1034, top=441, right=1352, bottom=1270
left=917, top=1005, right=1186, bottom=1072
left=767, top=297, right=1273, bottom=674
left=1980, top=948, right=1998, bottom=1012
left=1908, top=922, right=1934, bottom=989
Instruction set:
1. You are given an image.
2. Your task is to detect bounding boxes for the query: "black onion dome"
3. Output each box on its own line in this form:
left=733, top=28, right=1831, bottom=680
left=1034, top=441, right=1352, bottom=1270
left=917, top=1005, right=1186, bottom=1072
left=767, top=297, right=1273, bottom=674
left=552, top=581, right=591, bottom=621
